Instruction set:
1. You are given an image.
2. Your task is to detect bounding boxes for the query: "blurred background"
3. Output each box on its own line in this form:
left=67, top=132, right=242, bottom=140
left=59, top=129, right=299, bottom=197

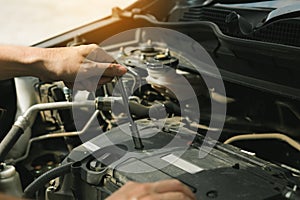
left=0, top=0, right=136, bottom=45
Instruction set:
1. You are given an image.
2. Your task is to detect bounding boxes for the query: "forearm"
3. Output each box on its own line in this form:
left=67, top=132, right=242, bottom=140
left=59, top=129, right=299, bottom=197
left=0, top=44, right=127, bottom=90
left=0, top=45, right=46, bottom=80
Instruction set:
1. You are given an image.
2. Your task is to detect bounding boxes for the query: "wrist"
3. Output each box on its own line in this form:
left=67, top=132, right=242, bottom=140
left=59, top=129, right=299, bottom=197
left=23, top=47, right=55, bottom=81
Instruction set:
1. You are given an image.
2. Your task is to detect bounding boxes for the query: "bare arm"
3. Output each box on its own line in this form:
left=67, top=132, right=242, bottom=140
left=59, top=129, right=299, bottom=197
left=0, top=45, right=43, bottom=80
left=0, top=44, right=127, bottom=89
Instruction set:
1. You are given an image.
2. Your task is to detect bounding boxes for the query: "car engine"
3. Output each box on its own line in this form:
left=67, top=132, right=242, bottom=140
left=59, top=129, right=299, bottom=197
left=0, top=0, right=300, bottom=199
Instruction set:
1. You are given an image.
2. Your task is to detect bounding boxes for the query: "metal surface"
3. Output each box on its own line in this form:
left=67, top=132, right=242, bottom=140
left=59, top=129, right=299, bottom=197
left=115, top=76, right=144, bottom=150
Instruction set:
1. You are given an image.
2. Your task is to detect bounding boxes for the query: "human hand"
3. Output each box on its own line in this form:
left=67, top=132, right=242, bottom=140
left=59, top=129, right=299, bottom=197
left=106, top=179, right=196, bottom=200
left=0, top=193, right=24, bottom=200
left=37, top=44, right=127, bottom=90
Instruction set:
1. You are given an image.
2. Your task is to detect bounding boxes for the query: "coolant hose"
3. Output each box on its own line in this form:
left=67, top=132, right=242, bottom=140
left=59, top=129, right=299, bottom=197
left=23, top=162, right=73, bottom=198
left=128, top=101, right=181, bottom=119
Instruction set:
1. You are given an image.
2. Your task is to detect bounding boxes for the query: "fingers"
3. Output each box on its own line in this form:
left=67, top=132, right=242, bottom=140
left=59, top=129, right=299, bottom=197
left=103, top=63, right=127, bottom=77
left=77, top=59, right=126, bottom=82
left=106, top=180, right=196, bottom=200
left=65, top=76, right=113, bottom=91
left=152, top=180, right=196, bottom=200
left=77, top=44, right=103, bottom=58
left=39, top=43, right=127, bottom=90
left=86, top=44, right=128, bottom=77
left=71, top=62, right=126, bottom=91
left=72, top=44, right=126, bottom=81
left=79, top=44, right=127, bottom=77
left=140, top=192, right=194, bottom=200
left=84, top=44, right=116, bottom=63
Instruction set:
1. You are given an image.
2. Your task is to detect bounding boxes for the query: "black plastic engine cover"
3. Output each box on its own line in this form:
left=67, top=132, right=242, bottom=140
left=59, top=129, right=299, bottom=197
left=56, top=118, right=299, bottom=200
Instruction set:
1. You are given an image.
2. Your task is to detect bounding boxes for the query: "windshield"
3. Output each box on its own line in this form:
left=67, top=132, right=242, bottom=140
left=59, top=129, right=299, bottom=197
left=0, top=0, right=137, bottom=46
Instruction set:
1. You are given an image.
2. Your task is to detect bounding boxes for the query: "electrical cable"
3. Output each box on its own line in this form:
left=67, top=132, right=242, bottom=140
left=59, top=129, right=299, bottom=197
left=224, top=133, right=300, bottom=151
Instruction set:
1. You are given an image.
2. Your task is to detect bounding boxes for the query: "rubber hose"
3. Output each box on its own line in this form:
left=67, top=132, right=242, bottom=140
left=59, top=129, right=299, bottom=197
left=23, top=162, right=73, bottom=198
left=128, top=101, right=181, bottom=119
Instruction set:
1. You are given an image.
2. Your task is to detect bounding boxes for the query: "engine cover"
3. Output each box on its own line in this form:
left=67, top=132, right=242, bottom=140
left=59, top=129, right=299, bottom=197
left=48, top=118, right=299, bottom=200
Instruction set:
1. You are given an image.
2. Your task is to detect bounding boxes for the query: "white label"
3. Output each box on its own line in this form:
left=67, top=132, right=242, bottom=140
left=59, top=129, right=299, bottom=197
left=83, top=141, right=100, bottom=152
left=161, top=154, right=203, bottom=174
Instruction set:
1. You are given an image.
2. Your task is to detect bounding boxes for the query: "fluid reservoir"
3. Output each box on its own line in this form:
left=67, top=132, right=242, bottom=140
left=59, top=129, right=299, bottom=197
left=0, top=163, right=23, bottom=197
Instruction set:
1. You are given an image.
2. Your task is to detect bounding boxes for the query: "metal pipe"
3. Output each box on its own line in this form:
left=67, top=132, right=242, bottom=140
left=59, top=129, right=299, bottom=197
left=10, top=110, right=100, bottom=164
left=0, top=101, right=95, bottom=161
left=16, top=101, right=95, bottom=130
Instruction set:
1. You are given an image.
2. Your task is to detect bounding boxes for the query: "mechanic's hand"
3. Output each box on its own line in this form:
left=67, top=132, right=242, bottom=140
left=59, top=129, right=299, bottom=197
left=39, top=44, right=127, bottom=90
left=106, top=179, right=196, bottom=200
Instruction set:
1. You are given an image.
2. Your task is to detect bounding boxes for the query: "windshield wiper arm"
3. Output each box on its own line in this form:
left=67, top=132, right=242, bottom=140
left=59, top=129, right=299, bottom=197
left=203, top=0, right=274, bottom=6
left=262, top=3, right=300, bottom=25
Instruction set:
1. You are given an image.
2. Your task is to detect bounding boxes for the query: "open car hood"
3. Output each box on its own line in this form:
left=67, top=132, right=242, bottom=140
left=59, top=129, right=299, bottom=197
left=2, top=1, right=300, bottom=200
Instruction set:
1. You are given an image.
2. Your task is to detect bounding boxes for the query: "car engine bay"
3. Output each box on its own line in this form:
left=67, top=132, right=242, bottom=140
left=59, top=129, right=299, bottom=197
left=0, top=0, right=300, bottom=199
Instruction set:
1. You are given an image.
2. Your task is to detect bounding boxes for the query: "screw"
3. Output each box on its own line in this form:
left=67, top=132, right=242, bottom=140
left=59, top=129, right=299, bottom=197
left=207, top=190, right=218, bottom=198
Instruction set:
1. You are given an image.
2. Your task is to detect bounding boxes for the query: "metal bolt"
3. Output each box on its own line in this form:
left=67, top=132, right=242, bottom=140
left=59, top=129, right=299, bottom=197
left=207, top=190, right=218, bottom=198
left=0, top=163, right=6, bottom=171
